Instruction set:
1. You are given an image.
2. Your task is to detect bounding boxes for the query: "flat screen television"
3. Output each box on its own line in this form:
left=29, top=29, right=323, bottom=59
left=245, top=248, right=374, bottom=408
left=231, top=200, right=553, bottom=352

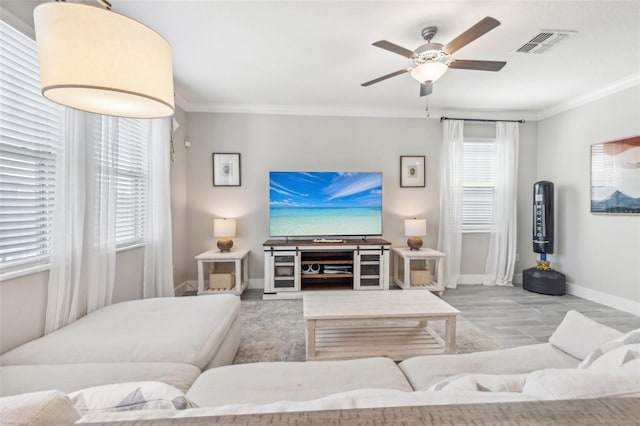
left=269, top=171, right=382, bottom=237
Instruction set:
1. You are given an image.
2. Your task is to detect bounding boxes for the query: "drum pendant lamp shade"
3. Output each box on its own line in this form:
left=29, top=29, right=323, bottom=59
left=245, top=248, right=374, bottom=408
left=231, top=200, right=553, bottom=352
left=33, top=2, right=174, bottom=118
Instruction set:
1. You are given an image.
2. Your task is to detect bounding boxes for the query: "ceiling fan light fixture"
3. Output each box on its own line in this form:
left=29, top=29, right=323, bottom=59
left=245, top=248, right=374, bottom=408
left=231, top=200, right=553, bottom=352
left=410, top=62, right=448, bottom=84
left=33, top=2, right=174, bottom=118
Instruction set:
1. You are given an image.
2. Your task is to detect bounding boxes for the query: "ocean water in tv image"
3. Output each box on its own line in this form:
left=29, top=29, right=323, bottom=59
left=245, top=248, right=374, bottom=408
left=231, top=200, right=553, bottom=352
left=269, top=172, right=383, bottom=236
left=270, top=207, right=382, bottom=236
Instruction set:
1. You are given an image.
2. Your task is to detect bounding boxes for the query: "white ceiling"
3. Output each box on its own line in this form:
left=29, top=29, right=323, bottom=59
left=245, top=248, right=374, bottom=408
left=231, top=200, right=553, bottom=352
left=3, top=1, right=640, bottom=119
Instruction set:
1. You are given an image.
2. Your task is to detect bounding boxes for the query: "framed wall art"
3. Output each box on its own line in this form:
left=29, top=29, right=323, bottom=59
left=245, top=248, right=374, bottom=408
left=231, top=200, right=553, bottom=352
left=400, top=155, right=425, bottom=187
left=212, top=153, right=241, bottom=186
left=590, top=136, right=639, bottom=214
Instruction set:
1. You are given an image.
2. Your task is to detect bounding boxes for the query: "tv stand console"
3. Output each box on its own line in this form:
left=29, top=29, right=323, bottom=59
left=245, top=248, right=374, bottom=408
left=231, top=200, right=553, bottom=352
left=263, top=239, right=391, bottom=300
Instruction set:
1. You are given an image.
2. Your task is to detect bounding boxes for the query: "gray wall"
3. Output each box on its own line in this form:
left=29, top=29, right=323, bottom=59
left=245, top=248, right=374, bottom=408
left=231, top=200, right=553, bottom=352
left=182, top=113, right=538, bottom=286
left=0, top=271, right=48, bottom=354
left=536, top=85, right=640, bottom=304
left=184, top=114, right=441, bottom=284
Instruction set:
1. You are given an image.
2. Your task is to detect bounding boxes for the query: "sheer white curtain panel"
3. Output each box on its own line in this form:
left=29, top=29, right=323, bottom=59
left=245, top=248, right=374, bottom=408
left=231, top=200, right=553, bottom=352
left=45, top=111, right=117, bottom=333
left=437, top=120, right=465, bottom=288
left=483, top=121, right=520, bottom=286
left=143, top=118, right=175, bottom=298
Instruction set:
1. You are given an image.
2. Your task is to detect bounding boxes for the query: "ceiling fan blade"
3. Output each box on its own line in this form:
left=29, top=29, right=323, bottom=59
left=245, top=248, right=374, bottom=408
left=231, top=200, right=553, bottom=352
left=419, top=82, right=433, bottom=97
left=372, top=40, right=417, bottom=59
left=361, top=68, right=410, bottom=86
left=442, top=17, right=500, bottom=55
left=448, top=59, right=506, bottom=71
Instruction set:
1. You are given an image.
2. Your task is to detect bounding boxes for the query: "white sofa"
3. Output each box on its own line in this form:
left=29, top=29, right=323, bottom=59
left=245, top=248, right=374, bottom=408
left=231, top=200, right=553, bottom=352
left=0, top=295, right=241, bottom=396
left=1, top=308, right=639, bottom=425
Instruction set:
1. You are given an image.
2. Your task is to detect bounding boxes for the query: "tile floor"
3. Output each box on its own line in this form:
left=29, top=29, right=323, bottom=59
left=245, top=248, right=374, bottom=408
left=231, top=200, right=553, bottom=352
left=242, top=285, right=640, bottom=348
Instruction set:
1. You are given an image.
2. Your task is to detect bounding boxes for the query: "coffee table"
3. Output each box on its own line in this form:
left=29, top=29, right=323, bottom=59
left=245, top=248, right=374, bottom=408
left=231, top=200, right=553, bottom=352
left=303, top=290, right=460, bottom=361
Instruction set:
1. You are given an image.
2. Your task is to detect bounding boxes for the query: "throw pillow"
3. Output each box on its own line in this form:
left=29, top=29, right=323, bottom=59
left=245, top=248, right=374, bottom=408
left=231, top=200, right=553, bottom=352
left=548, top=310, right=622, bottom=360
left=578, top=328, right=640, bottom=369
left=522, top=361, right=640, bottom=400
left=68, top=381, right=198, bottom=414
left=427, top=373, right=527, bottom=393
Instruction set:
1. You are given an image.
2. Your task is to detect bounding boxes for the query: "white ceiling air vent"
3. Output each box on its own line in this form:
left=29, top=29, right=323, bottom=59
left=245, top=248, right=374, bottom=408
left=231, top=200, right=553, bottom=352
left=515, top=30, right=576, bottom=54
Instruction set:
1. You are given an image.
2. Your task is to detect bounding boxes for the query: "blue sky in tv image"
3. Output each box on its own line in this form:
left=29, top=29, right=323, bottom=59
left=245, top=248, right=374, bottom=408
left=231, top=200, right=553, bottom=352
left=269, top=172, right=382, bottom=237
left=270, top=172, right=381, bottom=208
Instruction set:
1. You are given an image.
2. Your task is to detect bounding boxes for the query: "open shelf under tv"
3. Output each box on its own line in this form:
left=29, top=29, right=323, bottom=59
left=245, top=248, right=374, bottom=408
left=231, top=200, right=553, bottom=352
left=301, top=251, right=354, bottom=286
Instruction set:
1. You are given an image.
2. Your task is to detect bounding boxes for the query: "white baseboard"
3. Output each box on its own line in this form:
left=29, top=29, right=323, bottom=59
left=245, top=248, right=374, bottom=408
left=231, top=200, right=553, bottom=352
left=513, top=273, right=523, bottom=285
left=459, top=273, right=525, bottom=285
left=458, top=274, right=485, bottom=285
left=566, top=282, right=640, bottom=316
left=248, top=278, right=263, bottom=290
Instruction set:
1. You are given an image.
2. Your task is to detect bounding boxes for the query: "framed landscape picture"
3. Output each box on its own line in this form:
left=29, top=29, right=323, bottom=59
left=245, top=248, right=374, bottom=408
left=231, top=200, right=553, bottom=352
left=590, top=136, right=640, bottom=214
left=212, top=153, right=241, bottom=186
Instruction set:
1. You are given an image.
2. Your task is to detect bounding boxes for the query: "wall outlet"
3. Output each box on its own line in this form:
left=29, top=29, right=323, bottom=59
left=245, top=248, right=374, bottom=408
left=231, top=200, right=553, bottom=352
left=516, top=253, right=520, bottom=262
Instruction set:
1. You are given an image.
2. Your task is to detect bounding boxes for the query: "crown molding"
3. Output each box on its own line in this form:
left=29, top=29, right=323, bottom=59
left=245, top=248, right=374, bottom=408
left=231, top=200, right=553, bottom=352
left=0, top=6, right=35, bottom=39
left=181, top=102, right=429, bottom=119
left=536, top=73, right=640, bottom=120
left=173, top=92, right=191, bottom=113
left=173, top=76, right=639, bottom=122
left=173, top=98, right=538, bottom=121
left=430, top=108, right=537, bottom=122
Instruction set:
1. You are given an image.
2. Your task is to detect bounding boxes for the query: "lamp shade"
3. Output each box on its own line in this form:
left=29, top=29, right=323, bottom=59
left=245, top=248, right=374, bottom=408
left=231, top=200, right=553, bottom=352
left=410, top=62, right=448, bottom=84
left=214, top=219, right=237, bottom=238
left=404, top=219, right=427, bottom=237
left=33, top=2, right=174, bottom=118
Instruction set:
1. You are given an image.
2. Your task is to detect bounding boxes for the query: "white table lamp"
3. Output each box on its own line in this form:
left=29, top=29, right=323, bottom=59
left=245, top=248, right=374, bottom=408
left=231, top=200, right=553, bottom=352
left=404, top=219, right=426, bottom=250
left=214, top=218, right=236, bottom=252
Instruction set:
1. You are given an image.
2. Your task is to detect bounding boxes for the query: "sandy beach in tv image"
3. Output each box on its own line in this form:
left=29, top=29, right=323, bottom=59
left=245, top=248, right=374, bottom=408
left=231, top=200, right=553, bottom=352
left=269, top=172, right=382, bottom=236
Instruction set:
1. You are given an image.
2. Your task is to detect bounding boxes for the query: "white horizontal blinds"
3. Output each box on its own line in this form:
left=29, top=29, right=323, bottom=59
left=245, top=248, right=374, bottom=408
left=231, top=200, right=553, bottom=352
left=0, top=20, right=60, bottom=275
left=462, top=139, right=496, bottom=230
left=114, top=118, right=147, bottom=247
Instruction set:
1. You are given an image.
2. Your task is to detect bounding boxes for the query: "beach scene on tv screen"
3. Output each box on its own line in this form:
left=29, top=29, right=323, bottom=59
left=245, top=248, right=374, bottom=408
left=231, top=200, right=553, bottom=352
left=269, top=172, right=382, bottom=236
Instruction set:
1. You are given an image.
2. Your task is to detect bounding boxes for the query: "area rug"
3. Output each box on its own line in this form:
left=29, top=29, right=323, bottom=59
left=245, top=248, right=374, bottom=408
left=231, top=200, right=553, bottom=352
left=233, top=299, right=502, bottom=364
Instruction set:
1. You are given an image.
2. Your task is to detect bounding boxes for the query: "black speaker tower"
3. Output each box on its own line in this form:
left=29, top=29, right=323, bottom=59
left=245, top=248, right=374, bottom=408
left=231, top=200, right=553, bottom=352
left=523, top=181, right=566, bottom=295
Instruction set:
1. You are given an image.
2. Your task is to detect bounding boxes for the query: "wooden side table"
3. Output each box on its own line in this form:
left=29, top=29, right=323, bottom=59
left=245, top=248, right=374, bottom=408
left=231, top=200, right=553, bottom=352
left=195, top=249, right=249, bottom=296
left=391, top=247, right=446, bottom=295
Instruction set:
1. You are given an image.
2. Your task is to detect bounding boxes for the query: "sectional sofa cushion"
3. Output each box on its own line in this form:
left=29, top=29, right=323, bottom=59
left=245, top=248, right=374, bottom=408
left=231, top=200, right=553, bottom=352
left=0, top=295, right=240, bottom=370
left=0, top=390, right=80, bottom=425
left=186, top=357, right=413, bottom=407
left=398, top=342, right=580, bottom=391
left=0, top=362, right=201, bottom=397
left=548, top=310, right=622, bottom=360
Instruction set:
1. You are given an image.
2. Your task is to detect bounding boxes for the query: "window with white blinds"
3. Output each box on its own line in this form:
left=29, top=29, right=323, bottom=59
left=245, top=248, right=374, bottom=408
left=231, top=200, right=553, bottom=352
left=91, top=115, right=148, bottom=249
left=114, top=118, right=147, bottom=248
left=462, top=139, right=496, bottom=231
left=0, top=20, right=60, bottom=278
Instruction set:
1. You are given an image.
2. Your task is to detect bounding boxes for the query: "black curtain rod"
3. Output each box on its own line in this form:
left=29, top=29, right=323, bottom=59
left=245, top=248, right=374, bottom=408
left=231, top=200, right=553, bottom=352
left=440, top=116, right=526, bottom=123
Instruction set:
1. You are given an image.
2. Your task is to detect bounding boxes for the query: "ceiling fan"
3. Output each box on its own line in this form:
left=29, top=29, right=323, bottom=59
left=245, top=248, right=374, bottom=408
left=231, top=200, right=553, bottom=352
left=362, top=17, right=506, bottom=97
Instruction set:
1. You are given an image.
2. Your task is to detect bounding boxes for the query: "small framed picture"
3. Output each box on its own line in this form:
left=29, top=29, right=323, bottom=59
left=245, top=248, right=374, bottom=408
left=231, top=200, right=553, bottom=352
left=400, top=156, right=425, bottom=187
left=212, top=153, right=241, bottom=186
